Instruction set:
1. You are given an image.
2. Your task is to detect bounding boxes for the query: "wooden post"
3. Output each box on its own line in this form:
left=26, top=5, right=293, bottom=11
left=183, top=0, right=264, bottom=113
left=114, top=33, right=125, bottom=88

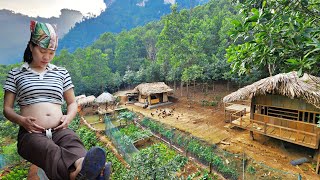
left=316, top=148, right=320, bottom=174
left=209, top=162, right=212, bottom=174
left=250, top=98, right=255, bottom=120
left=250, top=131, right=254, bottom=140
left=240, top=111, right=242, bottom=127
left=264, top=122, right=267, bottom=134
left=224, top=103, right=226, bottom=123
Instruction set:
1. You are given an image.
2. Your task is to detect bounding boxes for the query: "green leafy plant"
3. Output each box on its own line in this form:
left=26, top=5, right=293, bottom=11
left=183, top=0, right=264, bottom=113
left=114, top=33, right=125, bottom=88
left=126, top=143, right=187, bottom=179
left=247, top=165, right=256, bottom=175
left=1, top=142, right=21, bottom=165
left=76, top=126, right=98, bottom=149
left=0, top=120, right=19, bottom=140
left=68, top=114, right=81, bottom=131
left=1, top=163, right=29, bottom=180
left=119, top=124, right=152, bottom=142
left=118, top=111, right=136, bottom=125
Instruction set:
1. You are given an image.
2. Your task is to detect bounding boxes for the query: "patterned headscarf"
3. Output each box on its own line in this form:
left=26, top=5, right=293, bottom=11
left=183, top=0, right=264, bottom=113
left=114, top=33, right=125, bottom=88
left=30, top=20, right=58, bottom=50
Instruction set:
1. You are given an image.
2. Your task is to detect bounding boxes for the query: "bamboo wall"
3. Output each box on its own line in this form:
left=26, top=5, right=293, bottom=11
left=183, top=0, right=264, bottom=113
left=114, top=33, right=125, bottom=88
left=254, top=94, right=319, bottom=112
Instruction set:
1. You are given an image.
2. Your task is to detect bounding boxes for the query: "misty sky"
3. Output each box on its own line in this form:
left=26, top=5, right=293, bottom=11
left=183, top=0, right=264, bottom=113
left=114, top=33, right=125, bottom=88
left=0, top=0, right=105, bottom=64
left=0, top=0, right=107, bottom=18
left=0, top=0, right=176, bottom=64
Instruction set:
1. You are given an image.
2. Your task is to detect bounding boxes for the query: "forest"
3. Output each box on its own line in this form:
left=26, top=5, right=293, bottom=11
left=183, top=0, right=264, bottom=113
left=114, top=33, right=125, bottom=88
left=0, top=0, right=319, bottom=179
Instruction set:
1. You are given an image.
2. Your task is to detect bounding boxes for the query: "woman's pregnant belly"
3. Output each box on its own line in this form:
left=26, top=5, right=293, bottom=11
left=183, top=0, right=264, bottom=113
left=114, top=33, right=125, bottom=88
left=20, top=102, right=63, bottom=129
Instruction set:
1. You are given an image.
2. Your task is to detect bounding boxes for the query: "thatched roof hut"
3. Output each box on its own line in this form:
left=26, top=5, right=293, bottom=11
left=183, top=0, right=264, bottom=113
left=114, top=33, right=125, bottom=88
left=133, top=82, right=173, bottom=95
left=95, top=92, right=115, bottom=104
left=77, top=95, right=96, bottom=106
left=223, top=71, right=320, bottom=108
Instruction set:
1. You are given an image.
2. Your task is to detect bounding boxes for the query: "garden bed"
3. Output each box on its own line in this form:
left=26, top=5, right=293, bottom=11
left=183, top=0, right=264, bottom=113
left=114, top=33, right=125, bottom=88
left=103, top=111, right=223, bottom=179
left=134, top=136, right=160, bottom=150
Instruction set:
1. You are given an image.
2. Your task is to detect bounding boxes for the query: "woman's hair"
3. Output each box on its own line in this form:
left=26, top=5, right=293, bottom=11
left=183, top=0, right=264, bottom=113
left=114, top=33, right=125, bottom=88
left=23, top=39, right=36, bottom=63
left=24, top=20, right=58, bottom=63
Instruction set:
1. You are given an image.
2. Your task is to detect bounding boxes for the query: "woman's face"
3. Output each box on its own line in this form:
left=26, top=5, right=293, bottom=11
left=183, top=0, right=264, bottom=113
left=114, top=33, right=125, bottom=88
left=30, top=45, right=55, bottom=68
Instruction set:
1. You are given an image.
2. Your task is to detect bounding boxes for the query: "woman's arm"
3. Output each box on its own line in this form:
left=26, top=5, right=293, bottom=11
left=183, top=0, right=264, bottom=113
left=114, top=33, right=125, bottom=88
left=54, top=88, right=78, bottom=130
left=3, top=91, right=44, bottom=133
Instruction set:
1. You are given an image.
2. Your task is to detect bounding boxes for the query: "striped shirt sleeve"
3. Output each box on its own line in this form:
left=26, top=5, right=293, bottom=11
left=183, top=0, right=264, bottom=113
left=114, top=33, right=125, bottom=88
left=63, top=69, right=74, bottom=92
left=3, top=69, right=16, bottom=94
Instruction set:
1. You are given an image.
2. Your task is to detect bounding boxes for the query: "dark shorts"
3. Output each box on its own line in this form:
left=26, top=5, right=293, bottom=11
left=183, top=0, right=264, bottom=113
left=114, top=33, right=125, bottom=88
left=17, top=127, right=86, bottom=180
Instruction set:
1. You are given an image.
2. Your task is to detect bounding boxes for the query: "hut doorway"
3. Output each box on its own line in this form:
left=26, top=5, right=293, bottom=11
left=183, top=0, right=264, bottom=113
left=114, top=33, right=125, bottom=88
left=158, top=93, right=163, bottom=103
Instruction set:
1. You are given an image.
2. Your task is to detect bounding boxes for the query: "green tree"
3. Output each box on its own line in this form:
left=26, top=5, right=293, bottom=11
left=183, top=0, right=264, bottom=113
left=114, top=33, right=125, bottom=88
left=226, top=0, right=320, bottom=77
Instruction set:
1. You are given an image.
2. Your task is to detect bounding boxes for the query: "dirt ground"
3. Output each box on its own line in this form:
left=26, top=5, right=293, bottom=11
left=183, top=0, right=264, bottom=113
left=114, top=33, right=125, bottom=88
left=123, top=83, right=319, bottom=180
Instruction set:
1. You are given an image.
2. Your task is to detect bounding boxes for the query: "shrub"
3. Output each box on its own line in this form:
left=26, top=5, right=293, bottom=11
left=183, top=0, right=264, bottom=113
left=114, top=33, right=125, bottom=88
left=76, top=126, right=98, bottom=149
left=1, top=162, right=29, bottom=180
left=247, top=165, right=256, bottom=175
left=0, top=120, right=19, bottom=140
left=2, top=142, right=21, bottom=165
left=68, top=114, right=81, bottom=131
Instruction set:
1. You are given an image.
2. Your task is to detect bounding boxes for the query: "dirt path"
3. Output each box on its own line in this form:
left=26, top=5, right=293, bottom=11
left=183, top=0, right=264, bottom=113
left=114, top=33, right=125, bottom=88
left=123, top=84, right=319, bottom=180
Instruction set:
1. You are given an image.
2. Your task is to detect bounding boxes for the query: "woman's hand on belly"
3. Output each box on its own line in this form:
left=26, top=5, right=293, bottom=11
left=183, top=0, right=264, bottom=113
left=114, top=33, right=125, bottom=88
left=21, top=116, right=45, bottom=133
left=54, top=115, right=72, bottom=131
left=20, top=103, right=64, bottom=129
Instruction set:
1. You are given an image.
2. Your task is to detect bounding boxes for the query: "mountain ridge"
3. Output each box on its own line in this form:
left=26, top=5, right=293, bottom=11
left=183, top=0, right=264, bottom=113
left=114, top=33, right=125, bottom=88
left=58, top=0, right=208, bottom=53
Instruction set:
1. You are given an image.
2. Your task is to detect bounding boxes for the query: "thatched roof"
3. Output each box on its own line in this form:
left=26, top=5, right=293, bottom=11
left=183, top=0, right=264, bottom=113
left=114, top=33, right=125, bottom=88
left=114, top=90, right=137, bottom=97
left=77, top=95, right=96, bottom=106
left=133, top=82, right=173, bottom=95
left=223, top=72, right=320, bottom=108
left=95, top=92, right=115, bottom=103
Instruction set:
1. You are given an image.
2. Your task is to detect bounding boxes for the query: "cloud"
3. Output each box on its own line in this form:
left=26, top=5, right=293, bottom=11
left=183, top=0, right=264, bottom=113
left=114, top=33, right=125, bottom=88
left=0, top=0, right=106, bottom=18
left=164, top=0, right=175, bottom=4
left=0, top=9, right=83, bottom=65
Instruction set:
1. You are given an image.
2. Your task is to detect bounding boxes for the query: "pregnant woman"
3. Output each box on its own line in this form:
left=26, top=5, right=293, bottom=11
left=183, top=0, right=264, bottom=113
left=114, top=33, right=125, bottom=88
left=3, top=20, right=111, bottom=180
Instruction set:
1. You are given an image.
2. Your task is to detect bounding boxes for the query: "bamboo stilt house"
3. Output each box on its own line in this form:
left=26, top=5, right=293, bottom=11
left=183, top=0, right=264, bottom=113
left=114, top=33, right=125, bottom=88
left=133, top=82, right=173, bottom=106
left=223, top=72, right=320, bottom=149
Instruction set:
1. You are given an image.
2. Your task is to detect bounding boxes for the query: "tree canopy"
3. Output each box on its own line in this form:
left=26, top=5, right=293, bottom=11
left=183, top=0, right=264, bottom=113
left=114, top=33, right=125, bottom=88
left=226, top=0, right=320, bottom=77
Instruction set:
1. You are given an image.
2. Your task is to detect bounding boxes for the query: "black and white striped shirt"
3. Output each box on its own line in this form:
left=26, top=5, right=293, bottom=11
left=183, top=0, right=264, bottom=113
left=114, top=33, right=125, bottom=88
left=4, top=63, right=74, bottom=106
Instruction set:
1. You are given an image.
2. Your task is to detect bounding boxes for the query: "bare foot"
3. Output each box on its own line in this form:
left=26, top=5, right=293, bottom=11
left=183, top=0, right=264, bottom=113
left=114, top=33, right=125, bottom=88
left=69, top=157, right=84, bottom=180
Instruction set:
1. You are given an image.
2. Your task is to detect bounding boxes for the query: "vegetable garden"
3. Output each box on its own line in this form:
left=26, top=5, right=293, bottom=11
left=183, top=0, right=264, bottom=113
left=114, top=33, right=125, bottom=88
left=0, top=108, right=305, bottom=179
left=82, top=108, right=301, bottom=179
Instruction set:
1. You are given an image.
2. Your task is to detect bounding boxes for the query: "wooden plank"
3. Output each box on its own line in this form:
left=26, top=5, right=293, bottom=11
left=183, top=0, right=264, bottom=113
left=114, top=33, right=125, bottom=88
left=305, top=124, right=315, bottom=134
left=266, top=127, right=275, bottom=134
left=225, top=104, right=251, bottom=112
left=267, top=112, right=298, bottom=119
left=272, top=128, right=280, bottom=136
left=289, top=132, right=296, bottom=141
left=288, top=121, right=296, bottom=129
left=296, top=123, right=305, bottom=132
left=296, top=133, right=305, bottom=142
left=303, top=135, right=312, bottom=145
left=252, top=128, right=317, bottom=149
left=281, top=129, right=291, bottom=139
left=310, top=136, right=316, bottom=146
left=254, top=103, right=320, bottom=114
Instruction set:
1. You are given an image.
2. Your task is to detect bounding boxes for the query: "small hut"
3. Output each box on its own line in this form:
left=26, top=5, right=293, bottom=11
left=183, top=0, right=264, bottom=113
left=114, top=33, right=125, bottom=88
left=95, top=92, right=116, bottom=114
left=77, top=95, right=96, bottom=107
left=96, top=92, right=115, bottom=105
left=133, top=82, right=173, bottom=107
left=223, top=72, right=320, bottom=150
left=114, top=90, right=138, bottom=105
